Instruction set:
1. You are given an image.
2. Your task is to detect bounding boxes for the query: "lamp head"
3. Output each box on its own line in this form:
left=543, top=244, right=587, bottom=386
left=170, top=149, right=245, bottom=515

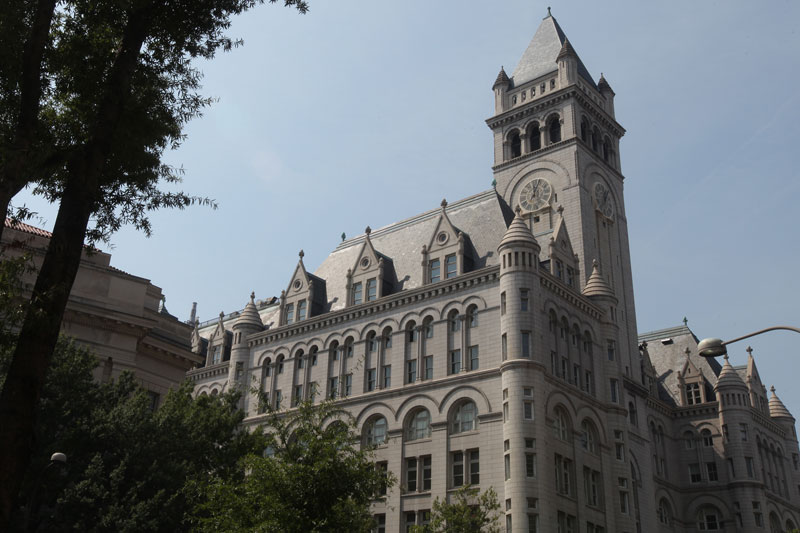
left=697, top=338, right=727, bottom=358
left=50, top=452, right=67, bottom=464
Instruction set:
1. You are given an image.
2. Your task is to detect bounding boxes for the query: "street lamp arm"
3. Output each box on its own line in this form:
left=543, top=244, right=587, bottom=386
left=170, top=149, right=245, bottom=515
left=722, top=326, right=800, bottom=347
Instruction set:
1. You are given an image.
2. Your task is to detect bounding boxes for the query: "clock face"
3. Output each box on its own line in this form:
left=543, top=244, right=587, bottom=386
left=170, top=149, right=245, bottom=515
left=519, top=178, right=552, bottom=212
left=593, top=182, right=614, bottom=219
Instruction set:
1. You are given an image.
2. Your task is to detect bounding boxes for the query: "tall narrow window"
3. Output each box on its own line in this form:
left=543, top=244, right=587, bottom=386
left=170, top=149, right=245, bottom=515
left=509, top=130, right=522, bottom=158
left=344, top=374, right=352, bottom=396
left=501, top=292, right=506, bottom=315
left=352, top=282, right=363, bottom=305
left=422, top=456, right=432, bottom=491
left=407, top=360, right=417, bottom=384
left=406, top=457, right=418, bottom=492
left=285, top=303, right=294, bottom=325
left=453, top=451, right=464, bottom=487
left=610, top=379, right=619, bottom=403
left=468, top=345, right=479, bottom=370
left=429, top=258, right=441, bottom=283
left=297, top=300, right=307, bottom=321
left=528, top=122, right=541, bottom=151
left=383, top=365, right=391, bottom=388
left=449, top=349, right=462, bottom=374
left=328, top=377, right=338, bottom=399
left=521, top=331, right=531, bottom=358
left=469, top=450, right=480, bottom=484
left=445, top=254, right=457, bottom=279
left=366, top=278, right=377, bottom=301
left=520, top=289, right=529, bottom=311
left=366, top=368, right=376, bottom=392
left=501, top=334, right=508, bottom=361
left=423, top=355, right=433, bottom=380
left=607, top=340, right=615, bottom=361
left=686, top=383, right=702, bottom=405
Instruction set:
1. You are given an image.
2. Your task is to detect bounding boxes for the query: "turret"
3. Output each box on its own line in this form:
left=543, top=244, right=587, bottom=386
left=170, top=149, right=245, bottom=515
left=597, top=73, right=616, bottom=117
left=493, top=66, right=510, bottom=115
left=228, top=292, right=263, bottom=395
left=556, top=39, right=578, bottom=87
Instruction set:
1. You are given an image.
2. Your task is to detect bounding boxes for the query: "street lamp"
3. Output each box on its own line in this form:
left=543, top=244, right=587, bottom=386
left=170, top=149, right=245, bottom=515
left=697, top=326, right=800, bottom=358
left=23, top=452, right=67, bottom=531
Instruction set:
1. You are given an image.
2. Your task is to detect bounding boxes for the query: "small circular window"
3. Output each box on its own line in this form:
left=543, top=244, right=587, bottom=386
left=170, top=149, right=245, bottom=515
left=437, top=232, right=448, bottom=244
left=360, top=257, right=370, bottom=269
left=293, top=280, right=302, bottom=290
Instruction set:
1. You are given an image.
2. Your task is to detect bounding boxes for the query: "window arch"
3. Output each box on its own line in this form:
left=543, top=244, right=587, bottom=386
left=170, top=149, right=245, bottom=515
left=276, top=354, right=285, bottom=374
left=407, top=408, right=431, bottom=441
left=683, top=430, right=695, bottom=449
left=580, top=117, right=590, bottom=142
left=657, top=499, right=672, bottom=525
left=364, top=416, right=388, bottom=446
left=508, top=129, right=522, bottom=158
left=769, top=513, right=781, bottom=533
left=382, top=327, right=393, bottom=349
left=366, top=331, right=377, bottom=353
left=701, top=428, right=713, bottom=447
left=448, top=309, right=460, bottom=333
left=553, top=407, right=571, bottom=441
left=591, top=127, right=600, bottom=152
left=527, top=122, right=541, bottom=151
left=406, top=320, right=417, bottom=343
left=696, top=506, right=721, bottom=531
left=423, top=316, right=434, bottom=339
left=603, top=137, right=611, bottom=162
left=628, top=400, right=638, bottom=427
left=787, top=519, right=797, bottom=532
left=548, top=116, right=561, bottom=143
left=580, top=419, right=598, bottom=454
left=452, top=400, right=478, bottom=434
left=466, top=305, right=478, bottom=329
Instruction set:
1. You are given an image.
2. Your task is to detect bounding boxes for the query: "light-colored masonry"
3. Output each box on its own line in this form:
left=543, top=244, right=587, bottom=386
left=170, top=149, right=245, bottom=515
left=187, top=12, right=800, bottom=533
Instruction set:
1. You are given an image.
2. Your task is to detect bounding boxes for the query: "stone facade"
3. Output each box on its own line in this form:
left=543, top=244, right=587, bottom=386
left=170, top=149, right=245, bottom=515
left=2, top=219, right=199, bottom=403
left=187, top=12, right=800, bottom=533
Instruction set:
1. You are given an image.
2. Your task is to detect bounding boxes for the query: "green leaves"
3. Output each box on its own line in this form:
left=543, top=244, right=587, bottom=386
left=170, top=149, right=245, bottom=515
left=411, top=485, right=501, bottom=533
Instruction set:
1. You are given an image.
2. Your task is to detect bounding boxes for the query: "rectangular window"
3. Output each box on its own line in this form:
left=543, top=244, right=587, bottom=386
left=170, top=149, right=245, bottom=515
left=610, top=379, right=619, bottom=403
left=503, top=402, right=508, bottom=422
left=453, top=451, right=464, bottom=487
left=377, top=462, right=388, bottom=496
left=566, top=267, right=574, bottom=287
left=706, top=461, right=718, bottom=482
left=727, top=458, right=736, bottom=478
left=524, top=401, right=533, bottom=420
left=526, top=453, right=536, bottom=477
left=502, top=334, right=508, bottom=361
left=423, top=355, right=433, bottom=380
left=449, top=349, right=462, bottom=374
left=560, top=357, right=568, bottom=379
left=275, top=389, right=282, bottom=409
left=297, top=300, right=307, bottom=321
left=607, top=340, right=615, bottom=361
left=366, top=368, right=376, bottom=392
left=689, top=463, right=701, bottom=483
left=746, top=457, right=755, bottom=478
left=686, top=382, right=702, bottom=405
left=329, top=377, right=339, bottom=399
left=445, top=254, right=457, bottom=278
left=469, top=450, right=480, bottom=485
left=352, top=281, right=363, bottom=305
left=383, top=365, right=391, bottom=388
left=754, top=501, right=763, bottom=527
left=573, top=364, right=580, bottom=387
left=344, top=374, right=352, bottom=396
left=584, top=467, right=600, bottom=506
left=740, top=423, right=748, bottom=441
left=407, top=360, right=417, bottom=384
left=285, top=303, right=294, bottom=325
left=422, top=456, right=432, bottom=491
left=528, top=514, right=539, bottom=533
left=501, top=292, right=506, bottom=315
left=293, top=385, right=303, bottom=406
left=615, top=443, right=625, bottom=461
left=405, top=512, right=416, bottom=533
left=585, top=370, right=594, bottom=395
left=521, top=331, right=531, bottom=358
left=555, top=454, right=573, bottom=495
left=429, top=258, right=441, bottom=283
left=468, top=345, right=479, bottom=370
left=211, top=345, right=221, bottom=365
left=234, top=361, right=244, bottom=381
left=406, top=457, right=418, bottom=492
left=373, top=514, right=386, bottom=533
left=506, top=515, right=512, bottom=533
left=367, top=278, right=377, bottom=301
left=620, top=491, right=629, bottom=514
left=520, top=289, right=529, bottom=311
left=504, top=454, right=511, bottom=481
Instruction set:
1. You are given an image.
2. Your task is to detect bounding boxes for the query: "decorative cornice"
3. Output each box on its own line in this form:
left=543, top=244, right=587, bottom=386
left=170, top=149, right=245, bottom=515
left=249, top=267, right=500, bottom=348
left=187, top=362, right=230, bottom=381
left=623, top=375, right=649, bottom=398
left=539, top=274, right=604, bottom=321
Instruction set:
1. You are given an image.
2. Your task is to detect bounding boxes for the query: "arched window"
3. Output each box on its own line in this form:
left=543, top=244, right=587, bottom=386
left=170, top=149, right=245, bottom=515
left=548, top=117, right=561, bottom=143
left=554, top=407, right=570, bottom=441
left=696, top=506, right=721, bottom=531
left=448, top=309, right=460, bottom=332
left=581, top=419, right=598, bottom=454
left=466, top=305, right=478, bottom=329
left=263, top=357, right=272, bottom=378
left=406, top=320, right=417, bottom=343
left=591, top=127, right=600, bottom=152
left=423, top=316, right=434, bottom=339
left=787, top=519, right=797, bottom=532
left=683, top=430, right=695, bottom=449
left=407, top=409, right=431, bottom=441
left=344, top=337, right=354, bottom=358
left=603, top=137, right=611, bottom=162
left=365, top=416, right=387, bottom=446
left=628, top=401, right=638, bottom=427
left=580, top=117, right=589, bottom=142
left=769, top=513, right=781, bottom=533
left=276, top=354, right=285, bottom=374
left=452, top=401, right=477, bottom=434
left=702, top=428, right=713, bottom=447
left=382, top=327, right=393, bottom=349
left=508, top=129, right=522, bottom=158
left=366, top=331, right=377, bottom=353
left=657, top=499, right=672, bottom=525
left=527, top=122, right=541, bottom=151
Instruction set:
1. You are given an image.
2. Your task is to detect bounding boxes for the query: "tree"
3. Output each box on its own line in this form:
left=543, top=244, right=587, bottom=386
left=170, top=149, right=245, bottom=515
left=0, top=338, right=265, bottom=532
left=411, top=485, right=501, bottom=533
left=190, top=398, right=395, bottom=533
left=0, top=0, right=308, bottom=525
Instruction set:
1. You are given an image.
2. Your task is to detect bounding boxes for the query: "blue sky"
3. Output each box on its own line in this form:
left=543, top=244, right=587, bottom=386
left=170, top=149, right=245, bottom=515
left=15, top=1, right=800, bottom=412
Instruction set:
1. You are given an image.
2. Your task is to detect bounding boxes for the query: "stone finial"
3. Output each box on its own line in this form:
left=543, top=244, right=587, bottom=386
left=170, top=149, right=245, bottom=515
left=746, top=346, right=754, bottom=357
left=341, top=232, right=346, bottom=242
left=547, top=6, right=551, bottom=17
left=557, top=205, right=564, bottom=216
left=684, top=347, right=691, bottom=357
left=771, top=385, right=776, bottom=394
left=592, top=258, right=599, bottom=269
left=219, top=311, right=224, bottom=320
left=250, top=291, right=255, bottom=303
left=723, top=353, right=729, bottom=362
left=365, top=226, right=371, bottom=235
left=515, top=205, right=522, bottom=215
left=441, top=198, right=448, bottom=208
left=491, top=178, right=497, bottom=188
left=683, top=316, right=688, bottom=326
left=299, top=249, right=304, bottom=259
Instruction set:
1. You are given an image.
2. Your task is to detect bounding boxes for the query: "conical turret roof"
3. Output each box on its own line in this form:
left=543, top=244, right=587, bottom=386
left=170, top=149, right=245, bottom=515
left=234, top=292, right=263, bottom=330
left=556, top=39, right=576, bottom=61
left=581, top=260, right=615, bottom=298
left=597, top=73, right=614, bottom=94
left=714, top=354, right=747, bottom=390
left=499, top=208, right=539, bottom=250
left=769, top=386, right=794, bottom=419
left=493, top=67, right=510, bottom=88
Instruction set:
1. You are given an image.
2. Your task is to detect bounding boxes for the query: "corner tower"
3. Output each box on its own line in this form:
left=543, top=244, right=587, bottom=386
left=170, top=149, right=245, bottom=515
left=486, top=9, right=638, bottom=371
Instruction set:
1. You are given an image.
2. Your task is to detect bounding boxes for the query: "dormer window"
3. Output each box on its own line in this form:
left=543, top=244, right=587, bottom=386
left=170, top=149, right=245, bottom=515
left=285, top=303, right=294, bottom=325
left=297, top=300, right=307, bottom=322
left=352, top=282, right=363, bottom=305
left=686, top=383, right=702, bottom=405
left=430, top=258, right=441, bottom=283
left=445, top=254, right=457, bottom=279
left=366, top=278, right=377, bottom=301
left=212, top=345, right=221, bottom=365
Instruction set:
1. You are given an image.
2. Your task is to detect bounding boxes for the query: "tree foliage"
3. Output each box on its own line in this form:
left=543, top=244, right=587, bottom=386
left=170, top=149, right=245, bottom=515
left=191, top=398, right=395, bottom=533
left=411, top=484, right=501, bottom=533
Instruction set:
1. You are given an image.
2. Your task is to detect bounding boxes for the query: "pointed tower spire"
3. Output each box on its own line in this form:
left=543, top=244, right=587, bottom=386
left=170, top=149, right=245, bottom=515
left=493, top=66, right=510, bottom=89
left=769, top=386, right=794, bottom=419
left=582, top=259, right=615, bottom=299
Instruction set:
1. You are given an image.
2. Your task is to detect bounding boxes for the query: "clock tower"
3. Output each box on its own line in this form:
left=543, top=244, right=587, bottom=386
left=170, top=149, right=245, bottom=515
left=486, top=10, right=639, bottom=370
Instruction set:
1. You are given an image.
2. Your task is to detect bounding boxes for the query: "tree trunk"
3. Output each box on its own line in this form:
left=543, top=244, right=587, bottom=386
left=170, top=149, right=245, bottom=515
left=0, top=178, right=92, bottom=526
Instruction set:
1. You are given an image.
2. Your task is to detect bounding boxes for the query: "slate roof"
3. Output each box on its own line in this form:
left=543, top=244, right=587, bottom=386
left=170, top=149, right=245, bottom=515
left=315, top=190, right=512, bottom=312
left=639, top=325, right=722, bottom=406
left=511, top=13, right=597, bottom=90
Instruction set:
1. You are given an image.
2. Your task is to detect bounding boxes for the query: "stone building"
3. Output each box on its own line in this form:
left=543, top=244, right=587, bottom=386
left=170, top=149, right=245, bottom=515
left=187, top=12, right=800, bottom=533
left=2, top=219, right=199, bottom=405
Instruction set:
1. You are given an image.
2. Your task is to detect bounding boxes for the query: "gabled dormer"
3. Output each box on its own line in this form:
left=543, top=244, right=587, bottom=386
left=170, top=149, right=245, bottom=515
left=746, top=347, right=770, bottom=414
left=206, top=312, right=231, bottom=366
left=345, top=226, right=393, bottom=306
left=676, top=349, right=711, bottom=406
left=421, top=200, right=469, bottom=284
left=280, top=250, right=327, bottom=326
left=638, top=341, right=657, bottom=397
left=191, top=320, right=207, bottom=358
left=547, top=206, right=580, bottom=288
